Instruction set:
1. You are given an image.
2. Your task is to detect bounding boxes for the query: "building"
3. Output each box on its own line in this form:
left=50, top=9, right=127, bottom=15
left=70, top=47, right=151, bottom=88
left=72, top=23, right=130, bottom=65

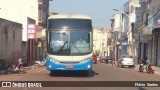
left=134, top=0, right=160, bottom=67
left=110, top=12, right=122, bottom=60
left=110, top=0, right=160, bottom=67
left=134, top=0, right=152, bottom=62
left=111, top=0, right=140, bottom=61
left=93, top=28, right=110, bottom=57
left=148, top=0, right=160, bottom=67
left=0, top=18, right=22, bottom=66
left=0, top=0, right=49, bottom=66
left=129, top=0, right=160, bottom=67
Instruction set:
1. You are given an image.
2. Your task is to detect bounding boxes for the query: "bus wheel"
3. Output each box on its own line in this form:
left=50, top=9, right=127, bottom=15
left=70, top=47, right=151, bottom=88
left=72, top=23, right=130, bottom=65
left=84, top=70, right=90, bottom=77
left=50, top=70, right=54, bottom=76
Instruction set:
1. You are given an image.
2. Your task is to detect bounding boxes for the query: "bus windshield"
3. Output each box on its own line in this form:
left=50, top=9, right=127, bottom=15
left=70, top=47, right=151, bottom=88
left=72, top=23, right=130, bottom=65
left=48, top=30, right=92, bottom=55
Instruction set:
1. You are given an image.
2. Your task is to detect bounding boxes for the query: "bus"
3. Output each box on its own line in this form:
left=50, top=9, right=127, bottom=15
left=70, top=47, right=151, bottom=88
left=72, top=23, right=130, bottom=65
left=45, top=14, right=93, bottom=76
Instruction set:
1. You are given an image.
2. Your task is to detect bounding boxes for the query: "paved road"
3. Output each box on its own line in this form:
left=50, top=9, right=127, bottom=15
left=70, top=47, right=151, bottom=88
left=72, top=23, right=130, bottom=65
left=0, top=62, right=160, bottom=90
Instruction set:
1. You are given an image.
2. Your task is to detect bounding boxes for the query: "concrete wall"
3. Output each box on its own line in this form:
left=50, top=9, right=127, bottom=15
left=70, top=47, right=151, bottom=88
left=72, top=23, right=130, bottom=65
left=0, top=18, right=22, bottom=64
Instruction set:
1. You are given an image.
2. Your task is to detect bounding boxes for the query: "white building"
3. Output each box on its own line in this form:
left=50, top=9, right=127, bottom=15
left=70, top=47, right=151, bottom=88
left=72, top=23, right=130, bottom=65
left=93, top=28, right=110, bottom=56
left=0, top=0, right=49, bottom=66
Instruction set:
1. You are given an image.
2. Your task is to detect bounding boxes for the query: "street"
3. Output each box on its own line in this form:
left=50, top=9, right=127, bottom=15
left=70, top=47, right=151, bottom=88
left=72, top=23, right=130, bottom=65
left=1, top=0, right=160, bottom=90
left=0, top=62, right=160, bottom=90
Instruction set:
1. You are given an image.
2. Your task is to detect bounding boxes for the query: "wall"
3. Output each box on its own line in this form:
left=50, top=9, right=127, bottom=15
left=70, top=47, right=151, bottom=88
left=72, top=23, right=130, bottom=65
left=93, top=28, right=104, bottom=52
left=0, top=18, right=22, bottom=64
left=113, top=13, right=121, bottom=32
left=0, top=0, right=49, bottom=65
left=93, top=28, right=108, bottom=56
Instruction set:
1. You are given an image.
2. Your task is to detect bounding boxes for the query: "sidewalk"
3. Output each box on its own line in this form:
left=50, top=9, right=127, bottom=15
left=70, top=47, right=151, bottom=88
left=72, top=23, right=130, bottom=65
left=0, top=62, right=45, bottom=75
left=134, top=64, right=160, bottom=75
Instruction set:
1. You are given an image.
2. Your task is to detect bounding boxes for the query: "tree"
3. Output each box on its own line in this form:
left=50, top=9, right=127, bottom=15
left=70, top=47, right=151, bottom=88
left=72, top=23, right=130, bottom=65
left=95, top=50, right=100, bottom=57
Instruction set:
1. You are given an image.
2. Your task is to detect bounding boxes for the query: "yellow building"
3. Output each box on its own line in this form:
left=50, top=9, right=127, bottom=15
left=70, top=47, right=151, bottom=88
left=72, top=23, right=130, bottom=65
left=93, top=28, right=111, bottom=56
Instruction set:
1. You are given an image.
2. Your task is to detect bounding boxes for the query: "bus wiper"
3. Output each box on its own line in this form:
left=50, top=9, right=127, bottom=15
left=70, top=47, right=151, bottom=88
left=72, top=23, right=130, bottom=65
left=57, top=41, right=71, bottom=54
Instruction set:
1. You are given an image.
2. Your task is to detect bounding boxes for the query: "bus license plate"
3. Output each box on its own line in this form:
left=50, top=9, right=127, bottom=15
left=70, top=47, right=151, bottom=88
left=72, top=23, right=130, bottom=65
left=66, top=65, right=73, bottom=68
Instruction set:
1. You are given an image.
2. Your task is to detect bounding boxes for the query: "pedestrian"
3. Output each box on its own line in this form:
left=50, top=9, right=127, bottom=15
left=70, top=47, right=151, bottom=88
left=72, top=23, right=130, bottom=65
left=92, top=55, right=97, bottom=63
left=112, top=55, right=116, bottom=66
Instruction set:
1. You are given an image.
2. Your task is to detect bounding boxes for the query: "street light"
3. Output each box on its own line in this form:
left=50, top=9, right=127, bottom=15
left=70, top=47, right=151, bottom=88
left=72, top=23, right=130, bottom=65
left=113, top=9, right=129, bottom=18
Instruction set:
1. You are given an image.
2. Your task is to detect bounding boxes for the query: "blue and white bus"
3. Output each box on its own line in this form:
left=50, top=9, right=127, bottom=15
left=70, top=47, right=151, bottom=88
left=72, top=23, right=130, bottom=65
left=45, top=14, right=93, bottom=76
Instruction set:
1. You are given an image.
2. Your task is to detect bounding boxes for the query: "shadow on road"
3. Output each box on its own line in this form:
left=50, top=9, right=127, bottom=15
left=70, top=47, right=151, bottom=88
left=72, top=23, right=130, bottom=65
left=49, top=70, right=99, bottom=77
left=117, top=66, right=135, bottom=69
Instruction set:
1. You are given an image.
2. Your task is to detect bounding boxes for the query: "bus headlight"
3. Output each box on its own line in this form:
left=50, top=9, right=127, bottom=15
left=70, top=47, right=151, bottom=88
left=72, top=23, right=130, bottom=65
left=80, top=58, right=90, bottom=64
left=87, top=65, right=91, bottom=68
left=49, top=58, right=59, bottom=63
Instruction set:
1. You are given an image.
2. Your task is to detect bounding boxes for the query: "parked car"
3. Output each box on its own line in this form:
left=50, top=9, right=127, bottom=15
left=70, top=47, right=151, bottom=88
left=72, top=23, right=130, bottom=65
left=100, top=56, right=112, bottom=63
left=105, top=56, right=112, bottom=63
left=117, top=55, right=135, bottom=68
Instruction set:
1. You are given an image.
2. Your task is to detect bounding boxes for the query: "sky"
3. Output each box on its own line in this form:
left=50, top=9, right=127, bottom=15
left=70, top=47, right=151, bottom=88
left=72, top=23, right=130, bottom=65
left=49, top=0, right=129, bottom=28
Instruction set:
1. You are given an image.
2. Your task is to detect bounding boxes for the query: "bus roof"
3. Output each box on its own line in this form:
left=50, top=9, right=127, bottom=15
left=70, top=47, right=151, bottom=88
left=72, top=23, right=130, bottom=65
left=48, top=14, right=91, bottom=20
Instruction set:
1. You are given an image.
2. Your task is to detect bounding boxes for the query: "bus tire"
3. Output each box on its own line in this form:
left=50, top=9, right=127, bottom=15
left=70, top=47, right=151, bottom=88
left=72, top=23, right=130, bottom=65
left=84, top=70, right=90, bottom=76
left=50, top=70, right=54, bottom=76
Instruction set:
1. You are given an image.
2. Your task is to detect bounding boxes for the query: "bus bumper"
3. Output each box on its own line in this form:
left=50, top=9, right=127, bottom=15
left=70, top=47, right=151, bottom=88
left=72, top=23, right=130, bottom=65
left=46, top=60, right=92, bottom=71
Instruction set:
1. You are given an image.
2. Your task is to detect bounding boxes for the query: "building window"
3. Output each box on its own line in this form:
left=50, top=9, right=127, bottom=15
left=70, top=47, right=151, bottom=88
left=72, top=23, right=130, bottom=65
left=39, top=4, right=42, bottom=10
left=4, top=27, right=8, bottom=36
left=141, top=14, right=143, bottom=22
left=145, top=13, right=149, bottom=26
left=38, top=10, right=42, bottom=21
left=13, top=30, right=15, bottom=39
left=4, top=27, right=8, bottom=43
